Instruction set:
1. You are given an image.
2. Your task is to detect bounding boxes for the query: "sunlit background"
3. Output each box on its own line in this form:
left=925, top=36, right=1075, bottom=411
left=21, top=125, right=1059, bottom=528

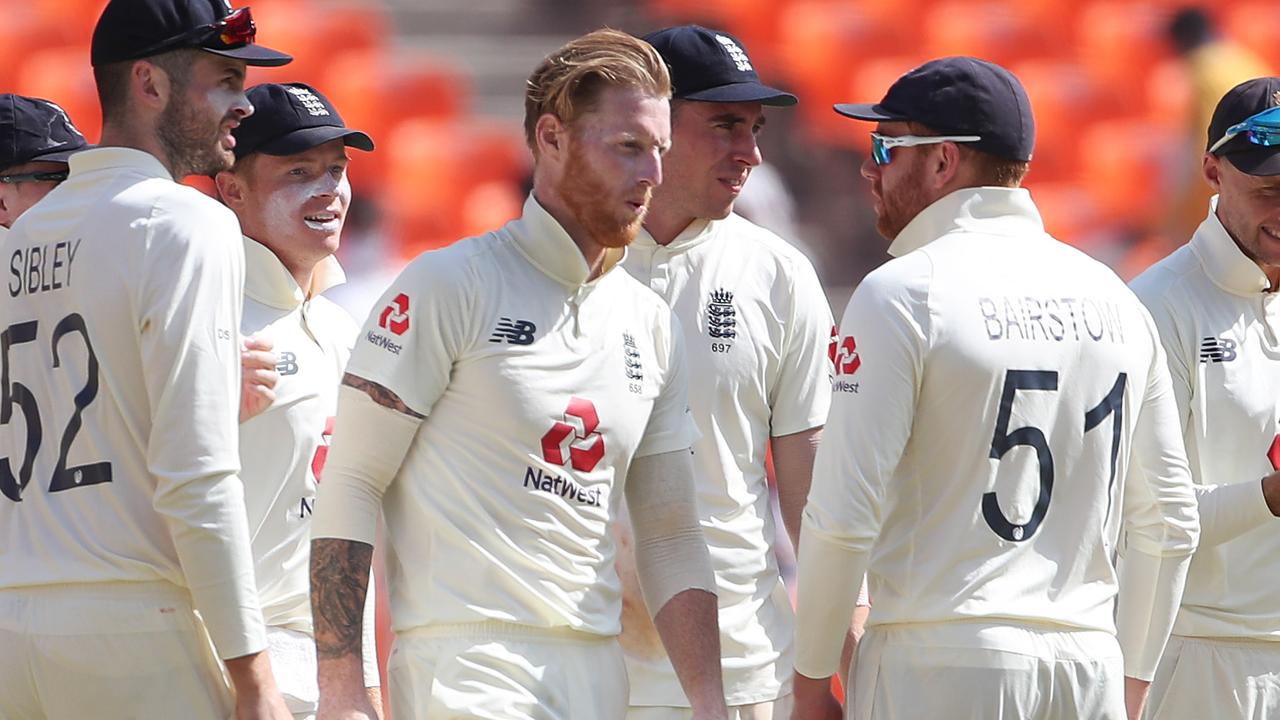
left=5, top=0, right=1277, bottom=317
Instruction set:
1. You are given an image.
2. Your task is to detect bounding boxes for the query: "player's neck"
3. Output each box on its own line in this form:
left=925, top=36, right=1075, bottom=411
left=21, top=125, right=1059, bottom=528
left=642, top=205, right=696, bottom=246
left=531, top=185, right=609, bottom=281
left=99, top=123, right=183, bottom=179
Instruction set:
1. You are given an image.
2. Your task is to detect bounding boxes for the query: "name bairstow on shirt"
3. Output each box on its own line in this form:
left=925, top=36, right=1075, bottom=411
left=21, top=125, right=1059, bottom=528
left=978, top=295, right=1125, bottom=343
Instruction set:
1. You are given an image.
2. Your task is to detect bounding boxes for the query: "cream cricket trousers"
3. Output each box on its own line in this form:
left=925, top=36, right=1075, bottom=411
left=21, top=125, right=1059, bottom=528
left=627, top=694, right=793, bottom=720
left=389, top=621, right=629, bottom=719
left=0, top=581, right=232, bottom=720
left=847, top=621, right=1125, bottom=720
left=1145, top=635, right=1280, bottom=719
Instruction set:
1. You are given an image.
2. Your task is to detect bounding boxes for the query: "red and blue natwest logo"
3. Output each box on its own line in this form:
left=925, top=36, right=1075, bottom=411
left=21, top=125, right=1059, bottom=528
left=541, top=397, right=605, bottom=472
left=379, top=293, right=410, bottom=336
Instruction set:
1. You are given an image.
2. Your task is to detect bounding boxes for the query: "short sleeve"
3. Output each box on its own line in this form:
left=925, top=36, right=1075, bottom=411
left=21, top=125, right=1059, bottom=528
left=769, top=253, right=835, bottom=436
left=635, top=311, right=698, bottom=458
left=344, top=250, right=476, bottom=416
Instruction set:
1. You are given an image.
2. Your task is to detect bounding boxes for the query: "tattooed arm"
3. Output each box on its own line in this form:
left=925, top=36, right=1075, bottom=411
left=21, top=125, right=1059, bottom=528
left=312, top=539, right=379, bottom=719
left=312, top=374, right=425, bottom=719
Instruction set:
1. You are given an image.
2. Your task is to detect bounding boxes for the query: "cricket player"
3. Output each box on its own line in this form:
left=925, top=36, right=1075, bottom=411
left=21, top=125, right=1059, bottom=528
left=310, top=29, right=728, bottom=720
left=0, top=0, right=295, bottom=717
left=1131, top=77, right=1280, bottom=720
left=215, top=81, right=382, bottom=720
left=790, top=57, right=1201, bottom=720
left=0, top=94, right=88, bottom=230
left=617, top=25, right=832, bottom=720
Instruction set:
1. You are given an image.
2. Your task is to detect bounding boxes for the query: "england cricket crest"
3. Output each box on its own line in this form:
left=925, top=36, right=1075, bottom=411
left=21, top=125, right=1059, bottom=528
left=708, top=289, right=737, bottom=339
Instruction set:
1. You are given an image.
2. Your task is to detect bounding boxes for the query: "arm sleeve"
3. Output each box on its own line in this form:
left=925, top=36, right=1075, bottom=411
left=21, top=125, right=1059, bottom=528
left=139, top=201, right=263, bottom=659
left=361, top=570, right=380, bottom=688
left=768, top=253, right=835, bottom=436
left=793, top=257, right=930, bottom=679
left=1133, top=283, right=1269, bottom=545
left=624, top=449, right=717, bottom=616
left=635, top=312, right=699, bottom=458
left=311, top=386, right=421, bottom=544
left=1116, top=322, right=1200, bottom=680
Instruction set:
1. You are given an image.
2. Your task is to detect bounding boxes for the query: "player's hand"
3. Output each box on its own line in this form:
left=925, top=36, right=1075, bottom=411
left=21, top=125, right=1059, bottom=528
left=1262, top=470, right=1280, bottom=517
left=1124, top=676, right=1150, bottom=720
left=239, top=334, right=278, bottom=424
left=792, top=673, right=842, bottom=720
left=224, top=651, right=292, bottom=720
left=316, top=692, right=379, bottom=720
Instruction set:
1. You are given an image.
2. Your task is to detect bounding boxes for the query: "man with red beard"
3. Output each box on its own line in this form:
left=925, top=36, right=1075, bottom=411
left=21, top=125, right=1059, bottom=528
left=309, top=29, right=727, bottom=720
left=790, top=57, right=1200, bottom=720
left=0, top=0, right=296, bottom=718
left=215, top=82, right=382, bottom=720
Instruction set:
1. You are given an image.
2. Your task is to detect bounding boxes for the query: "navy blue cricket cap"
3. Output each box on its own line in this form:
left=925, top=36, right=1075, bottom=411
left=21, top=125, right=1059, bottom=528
left=91, top=0, right=291, bottom=67
left=1207, top=77, right=1280, bottom=176
left=232, top=83, right=374, bottom=160
left=835, top=56, right=1035, bottom=162
left=0, top=94, right=90, bottom=171
left=643, top=25, right=797, bottom=107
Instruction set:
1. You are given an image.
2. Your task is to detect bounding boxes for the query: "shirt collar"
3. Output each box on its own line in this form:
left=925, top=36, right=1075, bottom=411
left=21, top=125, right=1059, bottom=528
left=1190, top=195, right=1272, bottom=295
left=243, top=235, right=346, bottom=310
left=887, top=186, right=1045, bottom=257
left=633, top=217, right=715, bottom=252
left=509, top=194, right=626, bottom=286
left=68, top=147, right=173, bottom=181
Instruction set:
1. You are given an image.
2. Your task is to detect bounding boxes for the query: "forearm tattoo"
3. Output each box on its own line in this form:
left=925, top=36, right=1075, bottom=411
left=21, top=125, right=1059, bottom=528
left=311, top=538, right=375, bottom=660
left=342, top=373, right=425, bottom=419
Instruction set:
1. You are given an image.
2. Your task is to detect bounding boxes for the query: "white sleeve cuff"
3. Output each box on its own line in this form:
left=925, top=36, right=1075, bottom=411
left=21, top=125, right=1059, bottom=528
left=793, top=523, right=869, bottom=679
left=1115, top=547, right=1192, bottom=681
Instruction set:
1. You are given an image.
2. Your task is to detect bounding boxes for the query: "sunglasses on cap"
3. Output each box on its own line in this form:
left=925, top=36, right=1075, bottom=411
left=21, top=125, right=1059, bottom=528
left=0, top=170, right=68, bottom=184
left=132, top=6, right=257, bottom=58
left=870, top=132, right=982, bottom=166
left=1209, top=106, right=1280, bottom=154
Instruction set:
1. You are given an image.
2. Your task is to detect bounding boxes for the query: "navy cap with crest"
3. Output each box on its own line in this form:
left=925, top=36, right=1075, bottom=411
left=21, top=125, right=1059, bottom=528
left=0, top=94, right=90, bottom=171
left=1207, top=77, right=1280, bottom=176
left=643, top=25, right=797, bottom=106
left=232, top=83, right=374, bottom=160
left=91, top=0, right=291, bottom=67
left=834, top=56, right=1035, bottom=162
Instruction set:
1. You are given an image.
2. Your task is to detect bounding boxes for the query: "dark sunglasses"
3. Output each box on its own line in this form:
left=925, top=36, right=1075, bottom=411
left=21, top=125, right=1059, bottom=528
left=0, top=171, right=68, bottom=184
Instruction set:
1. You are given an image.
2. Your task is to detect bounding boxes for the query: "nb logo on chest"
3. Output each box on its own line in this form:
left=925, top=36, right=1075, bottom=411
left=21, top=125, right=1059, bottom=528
left=490, top=317, right=538, bottom=345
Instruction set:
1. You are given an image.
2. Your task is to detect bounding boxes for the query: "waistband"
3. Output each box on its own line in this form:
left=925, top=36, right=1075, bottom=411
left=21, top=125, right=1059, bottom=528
left=1172, top=634, right=1280, bottom=649
left=0, top=580, right=190, bottom=603
left=402, top=620, right=612, bottom=644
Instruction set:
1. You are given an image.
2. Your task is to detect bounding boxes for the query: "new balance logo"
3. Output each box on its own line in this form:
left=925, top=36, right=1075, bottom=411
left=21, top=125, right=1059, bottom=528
left=490, top=317, right=537, bottom=345
left=708, top=288, right=737, bottom=339
left=276, top=351, right=299, bottom=376
left=1199, top=336, right=1237, bottom=363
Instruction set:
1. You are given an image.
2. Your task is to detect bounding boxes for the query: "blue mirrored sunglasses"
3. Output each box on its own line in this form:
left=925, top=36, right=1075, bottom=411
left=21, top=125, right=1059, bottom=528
left=870, top=132, right=982, bottom=166
left=1209, top=106, right=1280, bottom=153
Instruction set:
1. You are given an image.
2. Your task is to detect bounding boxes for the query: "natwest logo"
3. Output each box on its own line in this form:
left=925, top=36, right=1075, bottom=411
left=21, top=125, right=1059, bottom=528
left=379, top=293, right=410, bottom=336
left=541, top=397, right=605, bottom=472
left=830, top=327, right=861, bottom=376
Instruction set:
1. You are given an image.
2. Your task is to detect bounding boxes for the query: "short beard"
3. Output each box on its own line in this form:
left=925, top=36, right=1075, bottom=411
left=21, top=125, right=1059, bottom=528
left=559, top=142, right=647, bottom=249
left=152, top=52, right=233, bottom=178
left=877, top=156, right=931, bottom=240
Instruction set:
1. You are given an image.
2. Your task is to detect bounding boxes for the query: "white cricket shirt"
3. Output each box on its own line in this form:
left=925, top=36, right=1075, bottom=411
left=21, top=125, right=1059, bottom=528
left=797, top=187, right=1199, bottom=676
left=1131, top=198, right=1280, bottom=642
left=239, top=238, right=356, bottom=633
left=329, top=194, right=697, bottom=636
left=0, top=148, right=264, bottom=658
left=619, top=214, right=832, bottom=706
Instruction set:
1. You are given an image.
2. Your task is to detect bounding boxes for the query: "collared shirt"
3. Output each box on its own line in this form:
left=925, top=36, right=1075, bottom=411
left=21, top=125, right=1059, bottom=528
left=342, top=194, right=696, bottom=636
left=0, top=147, right=263, bottom=658
left=618, top=214, right=832, bottom=706
left=804, top=186, right=1197, bottom=651
left=238, top=236, right=379, bottom=687
left=1131, top=197, right=1280, bottom=641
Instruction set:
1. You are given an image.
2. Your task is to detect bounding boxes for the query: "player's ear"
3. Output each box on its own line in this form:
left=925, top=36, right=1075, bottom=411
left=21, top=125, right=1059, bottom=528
left=1202, top=153, right=1223, bottom=193
left=132, top=59, right=168, bottom=114
left=934, top=141, right=963, bottom=189
left=215, top=169, right=246, bottom=209
left=535, top=113, right=567, bottom=162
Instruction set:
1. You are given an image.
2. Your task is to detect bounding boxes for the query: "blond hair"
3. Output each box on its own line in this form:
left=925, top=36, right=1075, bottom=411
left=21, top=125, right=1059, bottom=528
left=523, top=29, right=671, bottom=154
